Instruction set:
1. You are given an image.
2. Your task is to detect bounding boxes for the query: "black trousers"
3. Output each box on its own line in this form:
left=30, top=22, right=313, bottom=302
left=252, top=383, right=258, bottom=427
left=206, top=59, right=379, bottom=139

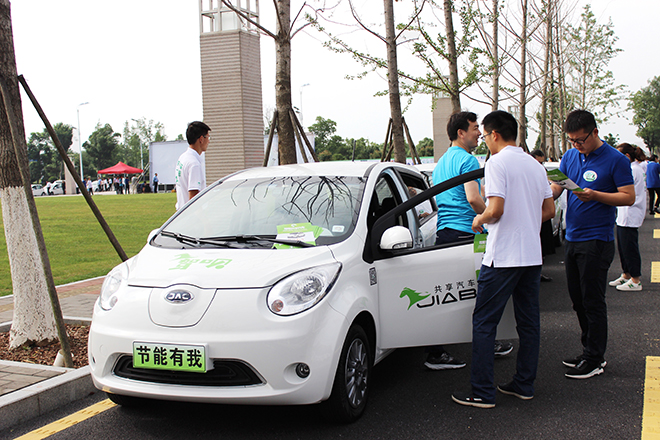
left=564, top=240, right=615, bottom=363
left=648, top=188, right=660, bottom=213
left=616, top=226, right=641, bottom=278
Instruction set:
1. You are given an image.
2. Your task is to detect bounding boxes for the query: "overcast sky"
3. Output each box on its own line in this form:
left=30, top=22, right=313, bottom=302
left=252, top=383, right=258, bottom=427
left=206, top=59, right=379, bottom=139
left=9, top=0, right=657, bottom=156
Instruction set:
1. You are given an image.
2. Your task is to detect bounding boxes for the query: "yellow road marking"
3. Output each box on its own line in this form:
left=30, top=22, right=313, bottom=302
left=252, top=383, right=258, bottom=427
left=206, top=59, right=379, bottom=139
left=655, top=230, right=660, bottom=239
left=643, top=357, right=660, bottom=439
left=652, top=262, right=660, bottom=284
left=14, top=399, right=116, bottom=440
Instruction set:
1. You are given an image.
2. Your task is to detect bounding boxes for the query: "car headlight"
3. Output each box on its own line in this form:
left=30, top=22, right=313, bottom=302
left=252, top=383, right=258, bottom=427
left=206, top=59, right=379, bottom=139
left=267, top=263, right=341, bottom=316
left=99, top=263, right=129, bottom=311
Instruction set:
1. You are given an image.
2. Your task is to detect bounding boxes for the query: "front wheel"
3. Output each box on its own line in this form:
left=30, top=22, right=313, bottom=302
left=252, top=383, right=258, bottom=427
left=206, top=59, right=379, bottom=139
left=321, top=324, right=372, bottom=423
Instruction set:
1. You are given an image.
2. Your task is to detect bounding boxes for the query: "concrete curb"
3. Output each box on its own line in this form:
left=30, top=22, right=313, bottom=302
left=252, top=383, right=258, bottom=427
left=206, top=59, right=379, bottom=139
left=0, top=317, right=91, bottom=333
left=0, top=363, right=97, bottom=431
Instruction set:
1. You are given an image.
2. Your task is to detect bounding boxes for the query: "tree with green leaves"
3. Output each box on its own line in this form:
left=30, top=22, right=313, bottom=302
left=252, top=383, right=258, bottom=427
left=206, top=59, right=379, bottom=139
left=84, top=123, right=121, bottom=176
left=564, top=4, right=625, bottom=123
left=27, top=123, right=73, bottom=182
left=119, top=118, right=166, bottom=170
left=630, top=76, right=660, bottom=155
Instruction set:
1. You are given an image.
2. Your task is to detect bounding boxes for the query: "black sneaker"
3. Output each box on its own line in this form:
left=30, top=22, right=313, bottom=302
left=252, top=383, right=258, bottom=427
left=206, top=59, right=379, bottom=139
left=424, top=352, right=466, bottom=370
left=494, top=341, right=514, bottom=357
left=451, top=391, right=495, bottom=408
left=562, top=355, right=607, bottom=369
left=497, top=381, right=533, bottom=400
left=565, top=359, right=604, bottom=379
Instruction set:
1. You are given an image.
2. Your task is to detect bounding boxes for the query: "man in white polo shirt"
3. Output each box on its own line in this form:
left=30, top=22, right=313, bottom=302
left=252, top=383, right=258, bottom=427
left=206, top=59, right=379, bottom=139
left=452, top=110, right=555, bottom=408
left=174, top=121, right=210, bottom=210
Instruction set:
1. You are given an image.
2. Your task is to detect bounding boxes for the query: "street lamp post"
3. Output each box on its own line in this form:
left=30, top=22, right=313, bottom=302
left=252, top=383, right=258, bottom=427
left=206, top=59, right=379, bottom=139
left=130, top=118, right=143, bottom=170
left=77, top=102, right=89, bottom=182
left=299, top=83, right=310, bottom=128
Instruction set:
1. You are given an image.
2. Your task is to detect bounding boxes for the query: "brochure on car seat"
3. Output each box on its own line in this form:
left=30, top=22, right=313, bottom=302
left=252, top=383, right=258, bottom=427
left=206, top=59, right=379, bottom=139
left=546, top=169, right=583, bottom=192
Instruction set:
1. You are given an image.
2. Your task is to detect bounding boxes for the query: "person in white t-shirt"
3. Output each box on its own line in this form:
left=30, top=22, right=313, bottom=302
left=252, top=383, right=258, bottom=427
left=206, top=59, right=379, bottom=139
left=451, top=110, right=555, bottom=409
left=174, top=121, right=211, bottom=210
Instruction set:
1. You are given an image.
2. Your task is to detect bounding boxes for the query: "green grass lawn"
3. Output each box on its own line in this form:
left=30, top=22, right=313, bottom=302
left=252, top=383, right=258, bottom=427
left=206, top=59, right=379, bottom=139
left=0, top=193, right=177, bottom=296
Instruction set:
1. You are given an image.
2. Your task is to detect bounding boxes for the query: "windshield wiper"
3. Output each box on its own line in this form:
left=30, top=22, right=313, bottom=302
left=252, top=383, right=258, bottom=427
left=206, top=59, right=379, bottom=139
left=201, top=234, right=315, bottom=248
left=160, top=231, right=238, bottom=248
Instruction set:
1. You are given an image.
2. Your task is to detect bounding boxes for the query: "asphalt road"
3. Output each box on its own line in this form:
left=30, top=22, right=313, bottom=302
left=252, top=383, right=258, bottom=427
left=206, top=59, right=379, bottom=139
left=3, top=215, right=659, bottom=440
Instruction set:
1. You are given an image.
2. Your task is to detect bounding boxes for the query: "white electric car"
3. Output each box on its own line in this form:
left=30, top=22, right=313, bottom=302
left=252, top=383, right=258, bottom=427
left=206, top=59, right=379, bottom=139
left=88, top=161, right=516, bottom=422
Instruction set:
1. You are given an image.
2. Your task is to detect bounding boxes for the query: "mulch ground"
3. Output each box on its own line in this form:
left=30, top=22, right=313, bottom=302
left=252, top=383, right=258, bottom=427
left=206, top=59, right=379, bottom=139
left=0, top=325, right=89, bottom=368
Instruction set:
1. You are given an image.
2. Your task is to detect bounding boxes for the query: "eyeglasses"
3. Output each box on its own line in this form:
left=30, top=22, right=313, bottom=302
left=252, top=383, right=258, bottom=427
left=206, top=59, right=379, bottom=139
left=567, top=128, right=594, bottom=146
left=480, top=131, right=496, bottom=142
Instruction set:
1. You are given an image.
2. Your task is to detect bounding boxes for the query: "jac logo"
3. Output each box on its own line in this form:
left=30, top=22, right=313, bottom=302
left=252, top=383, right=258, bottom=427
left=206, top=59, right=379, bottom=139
left=165, top=290, right=194, bottom=303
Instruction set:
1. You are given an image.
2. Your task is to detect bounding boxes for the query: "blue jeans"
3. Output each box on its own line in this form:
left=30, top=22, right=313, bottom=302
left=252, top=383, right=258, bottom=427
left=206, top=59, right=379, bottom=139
left=471, top=264, right=541, bottom=402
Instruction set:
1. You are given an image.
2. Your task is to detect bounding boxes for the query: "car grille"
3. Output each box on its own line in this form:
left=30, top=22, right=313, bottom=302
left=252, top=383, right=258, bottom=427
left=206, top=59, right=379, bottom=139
left=113, top=356, right=264, bottom=386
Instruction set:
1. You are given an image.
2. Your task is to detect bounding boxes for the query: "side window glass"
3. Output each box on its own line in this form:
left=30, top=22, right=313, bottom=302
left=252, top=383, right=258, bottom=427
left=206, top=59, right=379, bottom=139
left=368, top=176, right=406, bottom=229
left=400, top=174, right=437, bottom=224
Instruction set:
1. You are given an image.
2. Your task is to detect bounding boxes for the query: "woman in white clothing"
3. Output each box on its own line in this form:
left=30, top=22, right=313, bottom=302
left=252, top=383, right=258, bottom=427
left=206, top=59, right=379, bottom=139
left=610, top=143, right=647, bottom=291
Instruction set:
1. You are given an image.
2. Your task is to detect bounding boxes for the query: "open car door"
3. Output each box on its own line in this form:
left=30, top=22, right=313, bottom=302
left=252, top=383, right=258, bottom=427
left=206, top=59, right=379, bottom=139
left=369, top=169, right=517, bottom=349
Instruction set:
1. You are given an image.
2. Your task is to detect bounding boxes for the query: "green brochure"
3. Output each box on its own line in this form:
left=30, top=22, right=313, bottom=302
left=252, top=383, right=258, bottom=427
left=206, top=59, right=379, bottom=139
left=547, top=169, right=583, bottom=192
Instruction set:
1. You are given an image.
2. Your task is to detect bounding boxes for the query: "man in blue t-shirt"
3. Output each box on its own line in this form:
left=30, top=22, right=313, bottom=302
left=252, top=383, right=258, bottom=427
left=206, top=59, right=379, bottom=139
left=551, top=110, right=634, bottom=380
left=425, top=112, right=512, bottom=371
left=433, top=112, right=485, bottom=244
left=646, top=155, right=660, bottom=214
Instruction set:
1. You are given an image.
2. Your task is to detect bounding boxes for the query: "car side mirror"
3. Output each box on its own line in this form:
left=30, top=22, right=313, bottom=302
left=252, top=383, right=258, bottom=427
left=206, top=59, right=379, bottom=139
left=380, top=226, right=413, bottom=250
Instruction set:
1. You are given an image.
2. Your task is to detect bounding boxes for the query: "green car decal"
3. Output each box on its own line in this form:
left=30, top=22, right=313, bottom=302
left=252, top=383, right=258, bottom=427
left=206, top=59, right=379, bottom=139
left=169, top=253, right=232, bottom=270
left=400, top=287, right=431, bottom=310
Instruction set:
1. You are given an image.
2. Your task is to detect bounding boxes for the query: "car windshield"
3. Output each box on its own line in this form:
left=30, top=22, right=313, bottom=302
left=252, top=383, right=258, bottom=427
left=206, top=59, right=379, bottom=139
left=153, top=175, right=365, bottom=249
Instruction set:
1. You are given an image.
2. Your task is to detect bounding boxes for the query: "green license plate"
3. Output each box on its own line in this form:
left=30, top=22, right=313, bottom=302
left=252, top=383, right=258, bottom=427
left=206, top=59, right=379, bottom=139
left=132, top=342, right=207, bottom=373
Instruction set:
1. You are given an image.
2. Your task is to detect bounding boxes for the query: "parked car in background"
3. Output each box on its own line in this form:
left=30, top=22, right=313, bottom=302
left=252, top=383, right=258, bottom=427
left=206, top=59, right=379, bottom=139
left=31, top=184, right=46, bottom=196
left=50, top=180, right=64, bottom=195
left=89, top=161, right=517, bottom=422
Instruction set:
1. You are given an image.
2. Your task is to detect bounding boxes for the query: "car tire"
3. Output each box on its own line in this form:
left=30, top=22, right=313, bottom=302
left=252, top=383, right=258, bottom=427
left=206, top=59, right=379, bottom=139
left=106, top=392, right=144, bottom=407
left=320, top=324, right=372, bottom=423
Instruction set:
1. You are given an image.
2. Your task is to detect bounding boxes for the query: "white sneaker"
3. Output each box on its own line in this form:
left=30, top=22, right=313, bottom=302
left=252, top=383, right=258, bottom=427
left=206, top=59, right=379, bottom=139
left=616, top=280, right=642, bottom=291
left=609, top=274, right=629, bottom=286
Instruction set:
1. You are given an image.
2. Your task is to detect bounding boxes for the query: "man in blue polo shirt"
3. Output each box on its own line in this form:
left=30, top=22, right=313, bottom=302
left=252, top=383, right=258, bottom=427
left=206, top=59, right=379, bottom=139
left=551, top=110, right=634, bottom=379
left=425, top=112, right=513, bottom=371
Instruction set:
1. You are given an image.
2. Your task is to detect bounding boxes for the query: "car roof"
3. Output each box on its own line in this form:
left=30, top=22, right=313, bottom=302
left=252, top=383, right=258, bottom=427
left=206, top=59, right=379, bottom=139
left=225, top=161, right=421, bottom=181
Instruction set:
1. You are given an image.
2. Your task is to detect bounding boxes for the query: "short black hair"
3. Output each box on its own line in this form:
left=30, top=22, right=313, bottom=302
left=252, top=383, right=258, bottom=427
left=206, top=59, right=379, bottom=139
left=531, top=149, right=545, bottom=159
left=564, top=109, right=596, bottom=134
left=482, top=110, right=517, bottom=143
left=186, top=121, right=211, bottom=145
left=446, top=111, right=477, bottom=142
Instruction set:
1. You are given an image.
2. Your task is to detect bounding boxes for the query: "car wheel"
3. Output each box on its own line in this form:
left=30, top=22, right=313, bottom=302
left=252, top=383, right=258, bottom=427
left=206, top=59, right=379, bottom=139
left=106, top=392, right=144, bottom=407
left=321, top=324, right=372, bottom=423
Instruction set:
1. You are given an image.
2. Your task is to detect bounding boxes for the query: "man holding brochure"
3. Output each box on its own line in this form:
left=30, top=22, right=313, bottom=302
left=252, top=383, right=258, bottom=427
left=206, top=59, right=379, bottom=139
left=550, top=110, right=634, bottom=380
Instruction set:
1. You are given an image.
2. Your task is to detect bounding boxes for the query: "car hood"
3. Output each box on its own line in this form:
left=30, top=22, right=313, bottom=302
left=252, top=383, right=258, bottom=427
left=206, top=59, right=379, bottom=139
left=126, top=244, right=338, bottom=289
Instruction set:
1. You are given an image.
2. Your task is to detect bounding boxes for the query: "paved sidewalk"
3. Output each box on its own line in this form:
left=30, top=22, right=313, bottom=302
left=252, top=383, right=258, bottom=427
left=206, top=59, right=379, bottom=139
left=0, top=277, right=103, bottom=431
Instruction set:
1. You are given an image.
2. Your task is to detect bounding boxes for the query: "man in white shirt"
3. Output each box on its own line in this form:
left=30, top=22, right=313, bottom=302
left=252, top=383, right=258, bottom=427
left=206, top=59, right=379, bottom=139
left=452, top=110, right=555, bottom=409
left=174, top=121, right=210, bottom=210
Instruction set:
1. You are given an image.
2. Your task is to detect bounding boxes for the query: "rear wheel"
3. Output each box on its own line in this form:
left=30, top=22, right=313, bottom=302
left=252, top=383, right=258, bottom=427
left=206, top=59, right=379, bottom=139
left=106, top=392, right=145, bottom=407
left=321, top=324, right=372, bottom=423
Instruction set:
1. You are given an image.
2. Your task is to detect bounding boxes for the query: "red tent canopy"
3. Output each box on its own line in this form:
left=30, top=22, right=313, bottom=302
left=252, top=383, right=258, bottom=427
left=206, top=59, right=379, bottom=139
left=97, top=162, right=143, bottom=175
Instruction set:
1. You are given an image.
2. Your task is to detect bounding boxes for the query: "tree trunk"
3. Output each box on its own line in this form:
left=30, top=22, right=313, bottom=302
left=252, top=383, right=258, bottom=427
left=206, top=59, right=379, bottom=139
left=517, top=0, right=528, bottom=152
left=491, top=0, right=500, bottom=111
left=0, top=0, right=57, bottom=348
left=540, top=0, right=552, bottom=156
left=444, top=0, right=461, bottom=113
left=275, top=0, right=296, bottom=165
left=383, top=0, right=406, bottom=163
